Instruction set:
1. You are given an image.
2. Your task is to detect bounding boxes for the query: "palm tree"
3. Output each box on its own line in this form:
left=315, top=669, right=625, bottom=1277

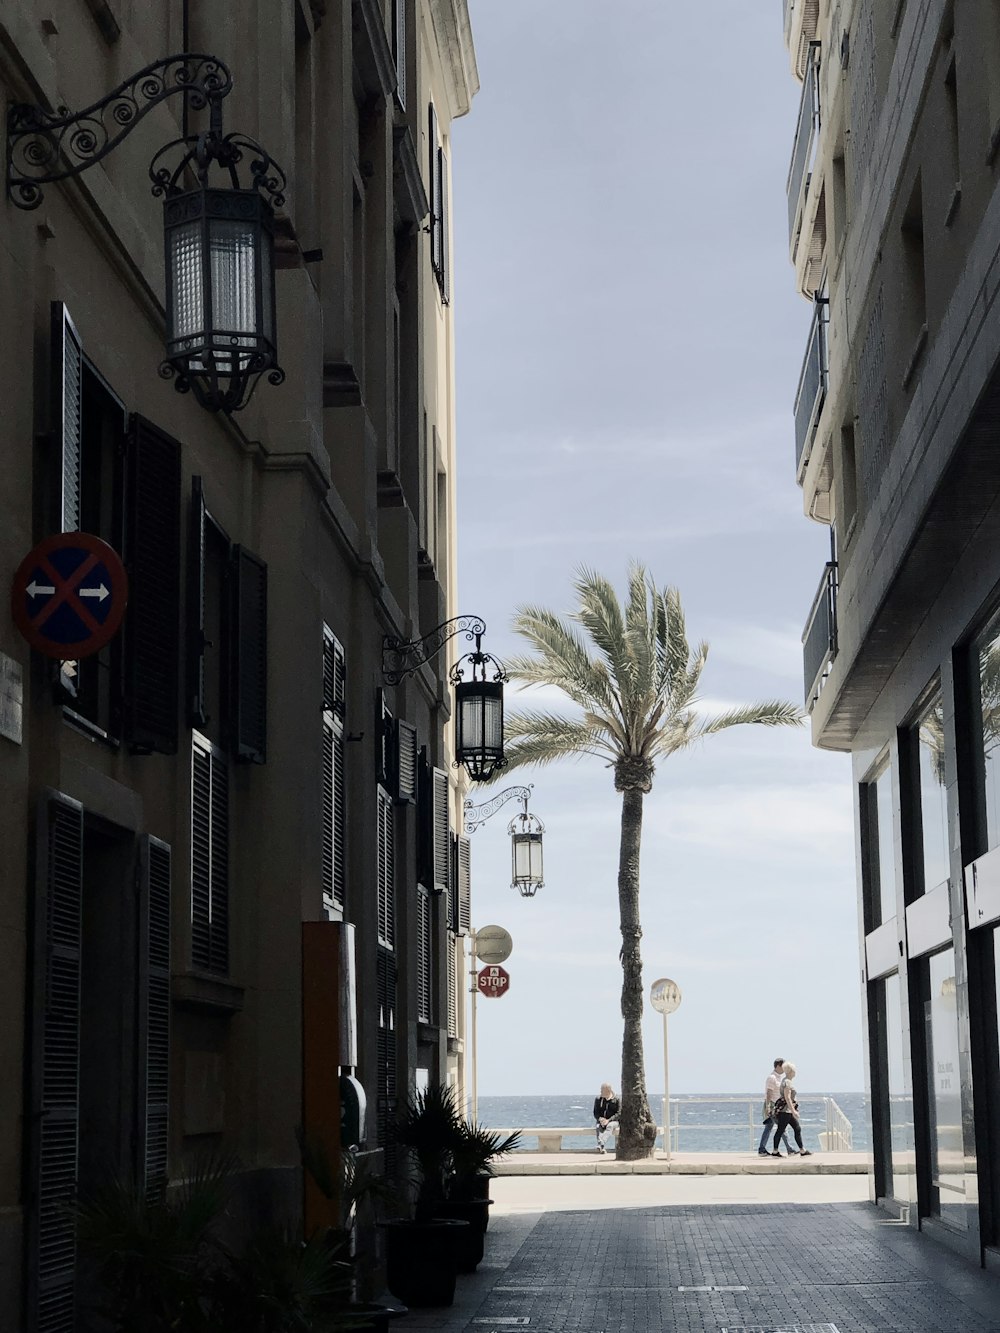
left=501, top=564, right=802, bottom=1161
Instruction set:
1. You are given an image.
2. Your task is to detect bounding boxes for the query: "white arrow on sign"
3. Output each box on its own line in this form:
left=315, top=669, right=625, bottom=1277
left=78, top=584, right=109, bottom=602
left=26, top=581, right=55, bottom=597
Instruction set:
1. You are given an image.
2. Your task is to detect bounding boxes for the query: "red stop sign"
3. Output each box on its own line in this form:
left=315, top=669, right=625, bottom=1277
left=477, top=965, right=510, bottom=998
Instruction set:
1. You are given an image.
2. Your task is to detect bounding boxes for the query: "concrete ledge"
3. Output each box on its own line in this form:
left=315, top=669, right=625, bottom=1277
left=494, top=1151, right=871, bottom=1177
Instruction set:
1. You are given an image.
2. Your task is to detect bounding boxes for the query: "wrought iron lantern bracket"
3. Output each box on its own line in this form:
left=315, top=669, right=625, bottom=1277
left=7, top=53, right=234, bottom=210
left=382, top=614, right=487, bottom=685
left=464, top=784, right=534, bottom=834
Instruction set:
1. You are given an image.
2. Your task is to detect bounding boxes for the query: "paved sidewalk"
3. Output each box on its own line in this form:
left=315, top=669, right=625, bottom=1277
left=395, top=1177, right=1000, bottom=1332
left=495, top=1152, right=868, bottom=1176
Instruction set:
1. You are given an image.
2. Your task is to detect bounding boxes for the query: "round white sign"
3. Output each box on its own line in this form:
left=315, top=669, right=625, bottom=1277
left=649, top=977, right=681, bottom=1014
left=475, top=924, right=513, bottom=965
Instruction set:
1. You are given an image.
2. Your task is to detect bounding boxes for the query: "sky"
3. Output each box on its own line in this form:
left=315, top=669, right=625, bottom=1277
left=451, top=2, right=862, bottom=1099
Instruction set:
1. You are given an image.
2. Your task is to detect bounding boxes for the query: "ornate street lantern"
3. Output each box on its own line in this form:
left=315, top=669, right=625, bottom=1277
left=451, top=633, right=507, bottom=783
left=7, top=54, right=286, bottom=414
left=509, top=801, right=544, bottom=898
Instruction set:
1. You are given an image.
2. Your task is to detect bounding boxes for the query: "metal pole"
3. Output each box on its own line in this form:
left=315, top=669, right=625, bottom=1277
left=469, top=930, right=478, bottom=1124
left=662, top=1011, right=671, bottom=1161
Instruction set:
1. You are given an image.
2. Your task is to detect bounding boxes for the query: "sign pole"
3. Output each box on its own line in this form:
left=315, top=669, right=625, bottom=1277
left=662, top=1011, right=670, bottom=1162
left=470, top=930, right=478, bottom=1124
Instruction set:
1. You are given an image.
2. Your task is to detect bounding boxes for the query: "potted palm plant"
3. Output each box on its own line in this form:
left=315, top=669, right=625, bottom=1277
left=446, top=1121, right=522, bottom=1235
left=382, top=1084, right=469, bottom=1305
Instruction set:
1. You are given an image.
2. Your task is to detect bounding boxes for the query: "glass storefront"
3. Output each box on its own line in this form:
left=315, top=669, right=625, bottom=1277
left=885, top=972, right=915, bottom=1203
left=916, top=697, right=950, bottom=893
left=865, top=759, right=898, bottom=927
left=924, top=947, right=966, bottom=1228
left=977, top=627, right=1000, bottom=850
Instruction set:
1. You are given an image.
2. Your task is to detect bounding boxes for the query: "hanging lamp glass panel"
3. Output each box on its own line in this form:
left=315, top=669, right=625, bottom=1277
left=454, top=678, right=505, bottom=782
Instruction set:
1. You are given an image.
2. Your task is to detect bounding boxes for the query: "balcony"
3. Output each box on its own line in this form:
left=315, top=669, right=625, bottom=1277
left=787, top=45, right=820, bottom=258
left=785, top=0, right=821, bottom=79
left=803, top=561, right=838, bottom=710
left=793, top=296, right=828, bottom=477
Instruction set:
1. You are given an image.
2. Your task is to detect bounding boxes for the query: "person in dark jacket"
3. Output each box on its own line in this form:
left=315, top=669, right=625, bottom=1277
left=593, top=1082, right=620, bottom=1153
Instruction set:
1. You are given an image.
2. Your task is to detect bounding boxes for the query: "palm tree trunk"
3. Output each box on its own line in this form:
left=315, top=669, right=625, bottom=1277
left=615, top=785, right=656, bottom=1161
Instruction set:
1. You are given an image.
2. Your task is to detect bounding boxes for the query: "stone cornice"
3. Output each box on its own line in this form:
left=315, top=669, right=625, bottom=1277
left=427, top=0, right=479, bottom=120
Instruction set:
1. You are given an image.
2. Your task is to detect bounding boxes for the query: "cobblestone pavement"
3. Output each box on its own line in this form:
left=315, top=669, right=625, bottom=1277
left=396, top=1200, right=1000, bottom=1333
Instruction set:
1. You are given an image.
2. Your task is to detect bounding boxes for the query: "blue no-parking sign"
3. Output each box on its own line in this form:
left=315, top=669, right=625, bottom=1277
left=11, top=532, right=128, bottom=659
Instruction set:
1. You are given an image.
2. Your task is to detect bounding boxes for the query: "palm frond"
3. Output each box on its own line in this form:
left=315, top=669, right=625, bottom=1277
left=691, top=699, right=804, bottom=739
left=571, top=566, right=633, bottom=697
left=502, top=710, right=614, bottom=770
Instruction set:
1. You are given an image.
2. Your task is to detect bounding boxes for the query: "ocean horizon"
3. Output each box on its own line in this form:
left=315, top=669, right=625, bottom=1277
left=472, top=1092, right=871, bottom=1153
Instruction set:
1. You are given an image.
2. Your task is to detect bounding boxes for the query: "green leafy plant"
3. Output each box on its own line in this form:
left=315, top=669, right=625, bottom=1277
left=450, top=1122, right=522, bottom=1198
left=394, top=1084, right=465, bottom=1216
left=207, top=1227, right=355, bottom=1333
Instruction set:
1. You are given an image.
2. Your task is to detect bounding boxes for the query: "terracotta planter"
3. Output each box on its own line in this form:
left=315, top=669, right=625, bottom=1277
left=382, top=1218, right=468, bottom=1307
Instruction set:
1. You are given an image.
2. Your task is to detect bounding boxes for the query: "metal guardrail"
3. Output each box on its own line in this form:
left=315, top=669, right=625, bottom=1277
left=497, top=1096, right=855, bottom=1153
left=787, top=48, right=820, bottom=250
left=793, top=296, right=828, bottom=474
left=802, top=561, right=838, bottom=710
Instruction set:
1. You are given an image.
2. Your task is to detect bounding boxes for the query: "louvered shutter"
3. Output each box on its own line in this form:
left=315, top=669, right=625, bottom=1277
left=432, top=767, right=450, bottom=896
left=52, top=305, right=83, bottom=699
left=394, top=720, right=418, bottom=803
left=439, top=147, right=450, bottom=305
left=429, top=104, right=442, bottom=280
left=376, top=948, right=398, bottom=1171
left=456, top=835, right=471, bottom=935
left=377, top=787, right=394, bottom=949
left=393, top=0, right=406, bottom=109
left=124, top=415, right=181, bottom=754
left=191, top=735, right=229, bottom=974
left=233, top=546, right=267, bottom=763
left=416, top=887, right=431, bottom=1023
left=27, top=791, right=83, bottom=1333
left=52, top=303, right=83, bottom=534
left=188, top=478, right=207, bottom=728
left=446, top=935, right=457, bottom=1038
left=416, top=752, right=433, bottom=887
left=322, top=629, right=346, bottom=915
left=138, top=836, right=171, bottom=1197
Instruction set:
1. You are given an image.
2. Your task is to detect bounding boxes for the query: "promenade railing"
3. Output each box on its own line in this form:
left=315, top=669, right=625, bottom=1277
left=494, top=1096, right=856, bottom=1154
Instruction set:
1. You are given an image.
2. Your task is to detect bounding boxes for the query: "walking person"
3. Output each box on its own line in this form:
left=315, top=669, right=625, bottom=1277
left=593, top=1082, right=620, bottom=1154
left=759, top=1057, right=796, bottom=1156
left=772, top=1061, right=812, bottom=1157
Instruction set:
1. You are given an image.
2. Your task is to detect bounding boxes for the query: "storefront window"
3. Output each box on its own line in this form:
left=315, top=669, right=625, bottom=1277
left=977, top=628, right=1000, bottom=851
left=925, top=948, right=966, bottom=1228
left=867, top=760, right=898, bottom=927
left=885, top=972, right=914, bottom=1203
left=915, top=697, right=949, bottom=894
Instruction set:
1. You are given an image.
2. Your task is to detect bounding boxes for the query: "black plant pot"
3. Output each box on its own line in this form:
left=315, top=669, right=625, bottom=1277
left=382, top=1218, right=468, bottom=1307
left=451, top=1172, right=494, bottom=1228
left=430, top=1199, right=492, bottom=1271
left=342, top=1301, right=403, bottom=1331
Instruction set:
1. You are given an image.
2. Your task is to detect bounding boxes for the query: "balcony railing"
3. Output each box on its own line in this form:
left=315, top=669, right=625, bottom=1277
left=787, top=44, right=820, bottom=255
left=793, top=296, right=828, bottom=476
left=803, top=561, right=838, bottom=710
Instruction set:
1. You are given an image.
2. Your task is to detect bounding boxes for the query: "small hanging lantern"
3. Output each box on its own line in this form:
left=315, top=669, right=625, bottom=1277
left=509, top=796, right=544, bottom=897
left=152, top=104, right=286, bottom=412
left=451, top=633, right=507, bottom=783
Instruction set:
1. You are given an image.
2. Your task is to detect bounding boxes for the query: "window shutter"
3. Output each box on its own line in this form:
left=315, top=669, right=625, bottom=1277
left=439, top=147, right=450, bottom=305
left=123, top=415, right=181, bottom=754
left=27, top=791, right=83, bottom=1333
left=232, top=546, right=267, bottom=763
left=138, top=836, right=171, bottom=1197
left=428, top=104, right=442, bottom=279
left=191, top=735, right=229, bottom=974
left=377, top=787, right=394, bottom=949
left=376, top=948, right=398, bottom=1171
left=456, top=834, right=471, bottom=935
left=52, top=303, right=83, bottom=534
left=416, top=887, right=431, bottom=1023
left=188, top=478, right=207, bottom=728
left=416, top=751, right=433, bottom=887
left=432, top=767, right=450, bottom=896
left=394, top=720, right=418, bottom=804
left=322, top=629, right=346, bottom=915
left=376, top=691, right=392, bottom=787
left=446, top=935, right=457, bottom=1038
left=393, top=0, right=406, bottom=109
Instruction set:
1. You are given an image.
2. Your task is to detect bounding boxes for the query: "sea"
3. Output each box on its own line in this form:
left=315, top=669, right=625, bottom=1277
left=473, top=1093, right=871, bottom=1153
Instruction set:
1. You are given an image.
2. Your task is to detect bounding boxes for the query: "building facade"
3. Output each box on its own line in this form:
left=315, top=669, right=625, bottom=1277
left=0, top=2, right=478, bottom=1328
left=784, top=0, right=1000, bottom=1267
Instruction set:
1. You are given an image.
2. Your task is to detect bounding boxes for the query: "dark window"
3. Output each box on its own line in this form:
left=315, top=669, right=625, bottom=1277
left=51, top=304, right=181, bottom=751
left=428, top=104, right=449, bottom=303
left=376, top=948, right=398, bottom=1170
left=861, top=756, right=898, bottom=930
left=188, top=479, right=267, bottom=762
